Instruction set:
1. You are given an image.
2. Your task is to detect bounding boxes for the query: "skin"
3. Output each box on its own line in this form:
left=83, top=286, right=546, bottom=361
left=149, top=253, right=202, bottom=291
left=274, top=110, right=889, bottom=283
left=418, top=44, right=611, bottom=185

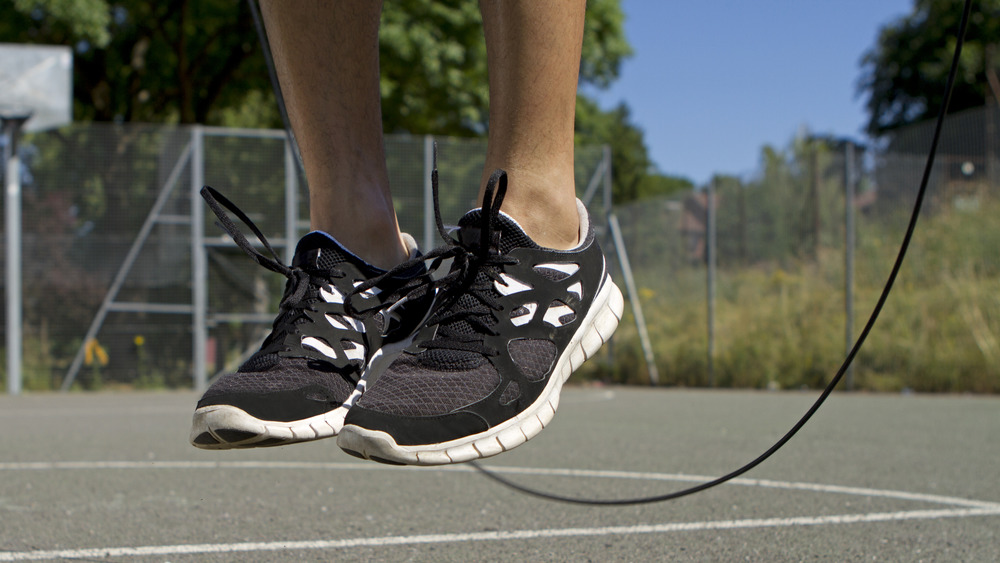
left=260, top=0, right=587, bottom=269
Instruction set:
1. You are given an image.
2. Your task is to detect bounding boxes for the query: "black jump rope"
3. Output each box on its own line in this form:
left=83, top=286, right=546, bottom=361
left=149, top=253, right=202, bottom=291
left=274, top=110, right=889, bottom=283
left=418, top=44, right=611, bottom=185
left=247, top=0, right=974, bottom=506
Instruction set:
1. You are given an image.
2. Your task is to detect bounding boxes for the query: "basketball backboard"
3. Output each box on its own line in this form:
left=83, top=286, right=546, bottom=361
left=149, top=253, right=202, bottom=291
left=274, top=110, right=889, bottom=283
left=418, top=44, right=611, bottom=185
left=0, top=43, right=72, bottom=132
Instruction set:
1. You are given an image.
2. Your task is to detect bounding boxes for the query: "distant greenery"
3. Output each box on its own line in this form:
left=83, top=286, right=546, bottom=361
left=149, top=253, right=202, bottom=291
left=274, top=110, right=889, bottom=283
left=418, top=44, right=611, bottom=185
left=5, top=125, right=997, bottom=393
left=1, top=0, right=680, bottom=204
left=8, top=1, right=994, bottom=395
left=859, top=0, right=1000, bottom=136
left=577, top=133, right=1000, bottom=394
left=13, top=184, right=996, bottom=394
left=575, top=96, right=694, bottom=203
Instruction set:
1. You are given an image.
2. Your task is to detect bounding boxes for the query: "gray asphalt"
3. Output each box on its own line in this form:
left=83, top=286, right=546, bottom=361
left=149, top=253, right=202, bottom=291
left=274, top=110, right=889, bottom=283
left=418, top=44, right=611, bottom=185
left=0, top=387, right=997, bottom=562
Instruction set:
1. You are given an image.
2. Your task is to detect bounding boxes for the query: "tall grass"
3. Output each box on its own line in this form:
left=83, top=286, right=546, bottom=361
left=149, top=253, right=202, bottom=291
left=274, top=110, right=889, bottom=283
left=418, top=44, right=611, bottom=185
left=8, top=193, right=997, bottom=394
left=579, top=197, right=1000, bottom=394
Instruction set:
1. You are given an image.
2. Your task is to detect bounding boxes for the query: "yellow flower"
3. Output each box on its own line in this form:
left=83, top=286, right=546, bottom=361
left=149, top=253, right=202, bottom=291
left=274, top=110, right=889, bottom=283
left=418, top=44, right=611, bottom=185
left=134, top=335, right=146, bottom=347
left=95, top=343, right=109, bottom=366
left=770, top=269, right=789, bottom=287
left=84, top=338, right=109, bottom=367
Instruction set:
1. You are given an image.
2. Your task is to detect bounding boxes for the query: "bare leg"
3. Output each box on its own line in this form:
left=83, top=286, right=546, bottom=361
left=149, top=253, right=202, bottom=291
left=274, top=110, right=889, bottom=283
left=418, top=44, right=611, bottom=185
left=260, top=0, right=408, bottom=269
left=479, top=0, right=587, bottom=250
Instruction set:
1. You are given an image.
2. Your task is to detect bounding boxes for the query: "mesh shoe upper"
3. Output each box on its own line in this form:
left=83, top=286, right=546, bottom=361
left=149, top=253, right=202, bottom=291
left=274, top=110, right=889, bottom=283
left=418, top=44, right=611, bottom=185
left=197, top=232, right=385, bottom=420
left=346, top=194, right=611, bottom=445
left=194, top=188, right=433, bottom=425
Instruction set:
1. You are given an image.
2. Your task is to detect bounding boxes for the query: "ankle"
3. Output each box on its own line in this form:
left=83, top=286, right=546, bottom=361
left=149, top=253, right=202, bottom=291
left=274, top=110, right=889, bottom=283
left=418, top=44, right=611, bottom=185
left=482, top=169, right=581, bottom=250
left=507, top=204, right=581, bottom=250
left=311, top=212, right=409, bottom=271
left=347, top=230, right=411, bottom=270
left=308, top=177, right=414, bottom=269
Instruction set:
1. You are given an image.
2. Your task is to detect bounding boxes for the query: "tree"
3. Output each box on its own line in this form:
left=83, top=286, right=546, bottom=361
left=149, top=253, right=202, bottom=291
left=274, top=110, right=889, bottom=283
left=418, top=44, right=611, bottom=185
left=717, top=134, right=847, bottom=265
left=858, top=0, right=1000, bottom=136
left=3, top=1, right=652, bottom=216
left=2, top=1, right=266, bottom=124
left=2, top=0, right=647, bottom=224
left=636, top=171, right=694, bottom=200
left=574, top=96, right=692, bottom=204
left=2, top=0, right=633, bottom=133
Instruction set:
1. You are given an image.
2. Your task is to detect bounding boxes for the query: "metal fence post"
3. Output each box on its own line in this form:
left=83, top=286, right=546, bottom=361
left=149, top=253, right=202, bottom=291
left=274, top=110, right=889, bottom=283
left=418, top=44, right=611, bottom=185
left=191, top=126, right=208, bottom=392
left=706, top=180, right=717, bottom=387
left=423, top=135, right=435, bottom=253
left=284, top=135, right=299, bottom=263
left=602, top=145, right=613, bottom=216
left=3, top=114, right=30, bottom=395
left=601, top=146, right=615, bottom=369
left=844, top=141, right=857, bottom=391
left=607, top=214, right=659, bottom=385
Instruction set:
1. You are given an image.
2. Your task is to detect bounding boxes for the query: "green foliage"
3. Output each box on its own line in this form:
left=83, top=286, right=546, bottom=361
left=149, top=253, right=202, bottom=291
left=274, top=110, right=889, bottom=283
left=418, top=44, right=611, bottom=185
left=580, top=0, right=633, bottom=89
left=576, top=126, right=1000, bottom=394
left=636, top=173, right=694, bottom=200
left=379, top=1, right=488, bottom=135
left=576, top=191, right=1000, bottom=394
left=858, top=0, right=1000, bottom=136
left=1, top=0, right=648, bottom=211
left=1, top=1, right=266, bottom=123
left=1, top=0, right=633, bottom=135
left=11, top=0, right=111, bottom=47
left=214, top=89, right=281, bottom=129
left=712, top=134, right=848, bottom=267
left=575, top=96, right=690, bottom=204
left=379, top=0, right=631, bottom=135
left=575, top=96, right=647, bottom=202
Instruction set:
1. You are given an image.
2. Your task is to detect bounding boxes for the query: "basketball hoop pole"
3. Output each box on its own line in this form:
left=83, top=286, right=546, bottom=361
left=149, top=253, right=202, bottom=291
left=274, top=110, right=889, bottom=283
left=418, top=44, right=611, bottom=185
left=3, top=113, right=30, bottom=395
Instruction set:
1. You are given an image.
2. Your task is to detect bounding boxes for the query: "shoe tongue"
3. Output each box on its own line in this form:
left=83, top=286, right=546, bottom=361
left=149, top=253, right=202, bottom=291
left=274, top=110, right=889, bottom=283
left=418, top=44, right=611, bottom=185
left=456, top=209, right=540, bottom=254
left=292, top=231, right=352, bottom=271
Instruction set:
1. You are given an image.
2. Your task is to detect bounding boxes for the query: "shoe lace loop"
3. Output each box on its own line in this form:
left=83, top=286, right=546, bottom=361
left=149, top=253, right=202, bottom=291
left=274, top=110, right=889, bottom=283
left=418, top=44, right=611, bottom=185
left=200, top=187, right=347, bottom=352
left=350, top=146, right=515, bottom=357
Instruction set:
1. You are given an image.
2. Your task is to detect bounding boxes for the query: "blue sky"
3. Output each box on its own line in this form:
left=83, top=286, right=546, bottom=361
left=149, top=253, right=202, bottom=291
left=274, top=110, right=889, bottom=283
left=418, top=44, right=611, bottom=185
left=585, top=0, right=914, bottom=185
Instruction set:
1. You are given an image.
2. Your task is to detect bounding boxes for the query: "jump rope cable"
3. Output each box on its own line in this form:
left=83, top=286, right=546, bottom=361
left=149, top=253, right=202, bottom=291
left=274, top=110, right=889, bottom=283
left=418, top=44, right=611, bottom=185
left=248, top=0, right=974, bottom=506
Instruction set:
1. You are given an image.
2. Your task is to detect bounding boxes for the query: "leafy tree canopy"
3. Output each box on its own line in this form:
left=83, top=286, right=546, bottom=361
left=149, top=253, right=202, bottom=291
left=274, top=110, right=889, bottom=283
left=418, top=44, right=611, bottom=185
left=2, top=1, right=264, bottom=123
left=3, top=0, right=672, bottom=203
left=2, top=0, right=632, bottom=134
left=858, top=0, right=1000, bottom=136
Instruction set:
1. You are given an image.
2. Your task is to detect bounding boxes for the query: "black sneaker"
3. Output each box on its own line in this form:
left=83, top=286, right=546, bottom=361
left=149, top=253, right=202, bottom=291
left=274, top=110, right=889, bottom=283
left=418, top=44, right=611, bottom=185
left=190, top=187, right=433, bottom=449
left=337, top=170, right=624, bottom=465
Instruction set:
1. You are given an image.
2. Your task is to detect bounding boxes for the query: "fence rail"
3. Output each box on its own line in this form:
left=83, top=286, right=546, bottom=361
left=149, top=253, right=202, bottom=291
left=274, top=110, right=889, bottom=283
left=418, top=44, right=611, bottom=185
left=0, top=125, right=615, bottom=392
left=2, top=104, right=999, bottom=393
left=606, top=105, right=999, bottom=393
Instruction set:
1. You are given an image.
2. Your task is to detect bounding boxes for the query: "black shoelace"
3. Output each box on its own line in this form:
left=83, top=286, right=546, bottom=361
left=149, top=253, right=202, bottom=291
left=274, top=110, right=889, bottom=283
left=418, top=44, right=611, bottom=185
left=352, top=154, right=516, bottom=358
left=201, top=187, right=349, bottom=356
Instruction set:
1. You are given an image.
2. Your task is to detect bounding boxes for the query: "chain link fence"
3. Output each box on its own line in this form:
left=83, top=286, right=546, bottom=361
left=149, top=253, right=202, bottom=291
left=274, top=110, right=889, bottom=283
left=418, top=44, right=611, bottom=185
left=607, top=105, right=1000, bottom=393
left=0, top=124, right=609, bottom=391
left=3, top=104, right=999, bottom=393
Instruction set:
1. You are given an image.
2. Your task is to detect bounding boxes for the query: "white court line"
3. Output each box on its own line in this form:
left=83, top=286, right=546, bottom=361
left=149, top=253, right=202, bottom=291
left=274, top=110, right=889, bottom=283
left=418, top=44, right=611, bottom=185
left=2, top=460, right=998, bottom=510
left=477, top=466, right=1000, bottom=509
left=1, top=507, right=999, bottom=561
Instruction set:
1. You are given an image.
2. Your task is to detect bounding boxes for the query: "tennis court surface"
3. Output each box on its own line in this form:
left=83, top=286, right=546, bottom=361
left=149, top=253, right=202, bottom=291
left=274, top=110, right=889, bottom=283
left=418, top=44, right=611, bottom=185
left=1, top=387, right=998, bottom=561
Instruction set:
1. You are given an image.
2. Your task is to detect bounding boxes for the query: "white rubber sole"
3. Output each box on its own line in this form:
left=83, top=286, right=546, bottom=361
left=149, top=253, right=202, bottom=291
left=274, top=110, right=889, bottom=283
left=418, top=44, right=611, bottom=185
left=189, top=403, right=348, bottom=449
left=189, top=332, right=420, bottom=450
left=337, top=277, right=625, bottom=465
